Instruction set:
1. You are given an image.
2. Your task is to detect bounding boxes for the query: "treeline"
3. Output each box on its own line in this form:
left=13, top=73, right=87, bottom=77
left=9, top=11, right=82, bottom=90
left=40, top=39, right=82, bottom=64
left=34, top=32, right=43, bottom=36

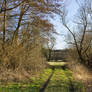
left=42, top=48, right=69, bottom=61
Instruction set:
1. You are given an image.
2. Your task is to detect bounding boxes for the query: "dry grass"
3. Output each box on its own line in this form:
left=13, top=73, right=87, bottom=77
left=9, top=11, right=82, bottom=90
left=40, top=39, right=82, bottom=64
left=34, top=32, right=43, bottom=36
left=68, top=61, right=92, bottom=81
left=68, top=61, right=92, bottom=92
left=0, top=42, right=46, bottom=83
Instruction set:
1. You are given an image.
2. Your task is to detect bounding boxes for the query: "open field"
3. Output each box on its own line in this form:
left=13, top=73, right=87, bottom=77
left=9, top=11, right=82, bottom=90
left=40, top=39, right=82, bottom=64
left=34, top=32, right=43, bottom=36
left=47, top=62, right=67, bottom=66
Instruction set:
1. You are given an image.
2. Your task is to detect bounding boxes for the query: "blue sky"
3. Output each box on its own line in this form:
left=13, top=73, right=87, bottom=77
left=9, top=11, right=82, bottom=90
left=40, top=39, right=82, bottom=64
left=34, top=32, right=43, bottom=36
left=51, top=0, right=79, bottom=49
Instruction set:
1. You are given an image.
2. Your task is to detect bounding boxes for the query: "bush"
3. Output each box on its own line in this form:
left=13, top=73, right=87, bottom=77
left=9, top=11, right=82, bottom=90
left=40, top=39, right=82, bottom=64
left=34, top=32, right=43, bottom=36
left=0, top=41, right=46, bottom=82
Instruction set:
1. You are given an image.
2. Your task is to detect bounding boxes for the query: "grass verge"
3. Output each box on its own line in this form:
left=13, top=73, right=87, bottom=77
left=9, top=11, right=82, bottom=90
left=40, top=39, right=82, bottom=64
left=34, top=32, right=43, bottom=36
left=0, top=69, right=52, bottom=92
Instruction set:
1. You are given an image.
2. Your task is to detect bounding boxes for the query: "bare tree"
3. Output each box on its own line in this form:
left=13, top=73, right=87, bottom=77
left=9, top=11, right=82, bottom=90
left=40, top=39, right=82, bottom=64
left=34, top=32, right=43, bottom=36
left=0, top=0, right=64, bottom=74
left=61, top=0, right=92, bottom=66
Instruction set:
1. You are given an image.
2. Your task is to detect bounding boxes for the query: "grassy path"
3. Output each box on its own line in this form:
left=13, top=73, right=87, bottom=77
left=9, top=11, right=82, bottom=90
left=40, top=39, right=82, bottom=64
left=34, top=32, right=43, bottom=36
left=0, top=68, right=85, bottom=92
left=39, top=68, right=55, bottom=92
left=0, top=69, right=52, bottom=92
left=45, top=69, right=84, bottom=92
left=45, top=69, right=72, bottom=92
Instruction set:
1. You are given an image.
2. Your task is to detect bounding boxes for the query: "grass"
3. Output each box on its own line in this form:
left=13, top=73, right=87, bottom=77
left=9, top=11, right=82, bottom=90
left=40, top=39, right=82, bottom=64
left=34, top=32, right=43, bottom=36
left=48, top=62, right=67, bottom=66
left=45, top=69, right=85, bottom=92
left=47, top=62, right=67, bottom=69
left=0, top=68, right=85, bottom=92
left=0, top=69, right=52, bottom=92
left=45, top=69, right=72, bottom=92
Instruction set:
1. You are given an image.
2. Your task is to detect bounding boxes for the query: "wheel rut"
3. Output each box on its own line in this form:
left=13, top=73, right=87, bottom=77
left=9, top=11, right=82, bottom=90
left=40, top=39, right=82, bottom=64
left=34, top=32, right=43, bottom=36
left=39, top=68, right=55, bottom=92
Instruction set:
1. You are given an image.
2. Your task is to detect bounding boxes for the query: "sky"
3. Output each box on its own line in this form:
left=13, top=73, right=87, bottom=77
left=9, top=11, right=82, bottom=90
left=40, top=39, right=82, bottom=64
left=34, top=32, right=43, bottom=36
left=51, top=0, right=79, bottom=49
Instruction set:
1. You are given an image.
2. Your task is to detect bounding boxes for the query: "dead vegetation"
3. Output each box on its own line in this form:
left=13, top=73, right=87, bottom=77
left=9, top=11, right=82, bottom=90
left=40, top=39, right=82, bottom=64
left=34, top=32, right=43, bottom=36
left=0, top=0, right=63, bottom=83
left=67, top=60, right=92, bottom=92
left=0, top=42, right=46, bottom=83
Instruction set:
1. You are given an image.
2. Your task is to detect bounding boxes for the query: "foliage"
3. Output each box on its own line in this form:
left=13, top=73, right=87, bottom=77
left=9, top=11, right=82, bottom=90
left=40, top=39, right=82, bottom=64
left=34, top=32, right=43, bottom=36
left=41, top=48, right=49, bottom=60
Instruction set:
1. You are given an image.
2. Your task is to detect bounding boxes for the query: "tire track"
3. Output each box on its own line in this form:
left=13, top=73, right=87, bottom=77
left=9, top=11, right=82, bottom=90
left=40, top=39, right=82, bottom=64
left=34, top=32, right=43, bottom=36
left=39, top=68, right=55, bottom=92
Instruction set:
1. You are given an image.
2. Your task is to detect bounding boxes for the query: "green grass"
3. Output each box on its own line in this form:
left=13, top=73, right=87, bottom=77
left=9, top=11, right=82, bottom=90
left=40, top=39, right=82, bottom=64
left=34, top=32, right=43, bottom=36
left=45, top=69, right=85, bottom=92
left=45, top=69, right=71, bottom=92
left=47, top=62, right=67, bottom=69
left=0, top=68, right=85, bottom=92
left=48, top=62, right=67, bottom=66
left=0, top=69, right=52, bottom=92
